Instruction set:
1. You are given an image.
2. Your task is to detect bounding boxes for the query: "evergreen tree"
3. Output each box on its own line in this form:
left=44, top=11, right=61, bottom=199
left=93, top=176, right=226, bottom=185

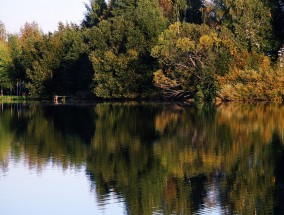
left=87, top=0, right=167, bottom=98
left=212, top=0, right=273, bottom=53
left=82, top=0, right=108, bottom=28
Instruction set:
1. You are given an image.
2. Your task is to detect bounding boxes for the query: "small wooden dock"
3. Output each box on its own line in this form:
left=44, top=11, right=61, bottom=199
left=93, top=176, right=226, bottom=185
left=53, top=95, right=70, bottom=104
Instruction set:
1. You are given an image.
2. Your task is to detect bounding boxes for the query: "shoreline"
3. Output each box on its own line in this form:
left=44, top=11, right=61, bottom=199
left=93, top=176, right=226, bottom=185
left=1, top=95, right=284, bottom=105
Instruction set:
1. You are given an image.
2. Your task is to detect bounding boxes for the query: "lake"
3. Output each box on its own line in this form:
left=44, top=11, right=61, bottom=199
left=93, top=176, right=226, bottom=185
left=0, top=102, right=284, bottom=215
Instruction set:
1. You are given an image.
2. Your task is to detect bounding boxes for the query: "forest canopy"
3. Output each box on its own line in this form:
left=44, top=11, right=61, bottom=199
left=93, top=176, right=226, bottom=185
left=0, top=0, right=284, bottom=101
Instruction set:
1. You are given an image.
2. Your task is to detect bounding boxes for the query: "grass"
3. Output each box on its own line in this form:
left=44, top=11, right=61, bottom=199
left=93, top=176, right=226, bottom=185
left=0, top=95, right=27, bottom=102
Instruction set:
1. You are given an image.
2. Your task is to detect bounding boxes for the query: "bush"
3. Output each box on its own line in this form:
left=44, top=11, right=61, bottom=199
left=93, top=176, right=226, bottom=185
left=217, top=67, right=284, bottom=101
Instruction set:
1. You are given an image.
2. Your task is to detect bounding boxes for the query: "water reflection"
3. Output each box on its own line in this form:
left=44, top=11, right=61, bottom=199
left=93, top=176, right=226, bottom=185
left=0, top=102, right=284, bottom=214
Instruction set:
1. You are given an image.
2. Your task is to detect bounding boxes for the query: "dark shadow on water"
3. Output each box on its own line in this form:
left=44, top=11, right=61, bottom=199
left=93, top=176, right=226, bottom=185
left=1, top=102, right=284, bottom=215
left=273, top=132, right=284, bottom=214
left=43, top=105, right=96, bottom=145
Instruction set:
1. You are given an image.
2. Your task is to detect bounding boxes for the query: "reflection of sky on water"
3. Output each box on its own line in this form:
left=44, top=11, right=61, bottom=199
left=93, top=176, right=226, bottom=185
left=195, top=187, right=223, bottom=215
left=0, top=159, right=125, bottom=215
left=195, top=206, right=222, bottom=215
left=0, top=158, right=225, bottom=215
left=1, top=103, right=283, bottom=215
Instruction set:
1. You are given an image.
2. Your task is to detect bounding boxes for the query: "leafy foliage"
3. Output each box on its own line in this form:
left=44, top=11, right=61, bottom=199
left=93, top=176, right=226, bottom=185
left=0, top=40, right=12, bottom=89
left=1, top=0, right=284, bottom=100
left=17, top=22, right=52, bottom=97
left=9, top=22, right=93, bottom=98
left=218, top=67, right=284, bottom=101
left=88, top=0, right=167, bottom=98
left=151, top=22, right=239, bottom=100
left=212, top=0, right=274, bottom=53
left=82, top=0, right=108, bottom=28
left=52, top=23, right=93, bottom=95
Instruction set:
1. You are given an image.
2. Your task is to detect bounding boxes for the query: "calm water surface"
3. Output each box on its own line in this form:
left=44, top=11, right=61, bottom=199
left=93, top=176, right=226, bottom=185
left=0, top=102, right=284, bottom=215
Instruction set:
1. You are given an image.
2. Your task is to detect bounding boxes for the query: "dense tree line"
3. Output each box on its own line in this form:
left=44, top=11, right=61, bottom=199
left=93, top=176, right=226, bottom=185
left=0, top=0, right=284, bottom=100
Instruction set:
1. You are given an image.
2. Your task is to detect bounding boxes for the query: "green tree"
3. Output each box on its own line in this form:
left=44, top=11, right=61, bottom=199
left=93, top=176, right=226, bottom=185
left=0, top=40, right=12, bottom=91
left=171, top=0, right=187, bottom=22
left=212, top=0, right=273, bottom=53
left=8, top=34, right=25, bottom=94
left=18, top=23, right=46, bottom=97
left=0, top=22, right=12, bottom=92
left=87, top=0, right=167, bottom=98
left=82, top=0, right=108, bottom=28
left=13, top=22, right=93, bottom=97
left=52, top=23, right=93, bottom=95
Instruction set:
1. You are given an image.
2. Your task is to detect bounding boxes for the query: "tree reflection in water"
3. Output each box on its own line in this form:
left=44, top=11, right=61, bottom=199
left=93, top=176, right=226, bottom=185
left=0, top=102, right=284, bottom=214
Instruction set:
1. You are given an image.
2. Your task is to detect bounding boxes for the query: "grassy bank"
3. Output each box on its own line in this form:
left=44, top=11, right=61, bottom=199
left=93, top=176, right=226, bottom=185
left=0, top=96, right=26, bottom=102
